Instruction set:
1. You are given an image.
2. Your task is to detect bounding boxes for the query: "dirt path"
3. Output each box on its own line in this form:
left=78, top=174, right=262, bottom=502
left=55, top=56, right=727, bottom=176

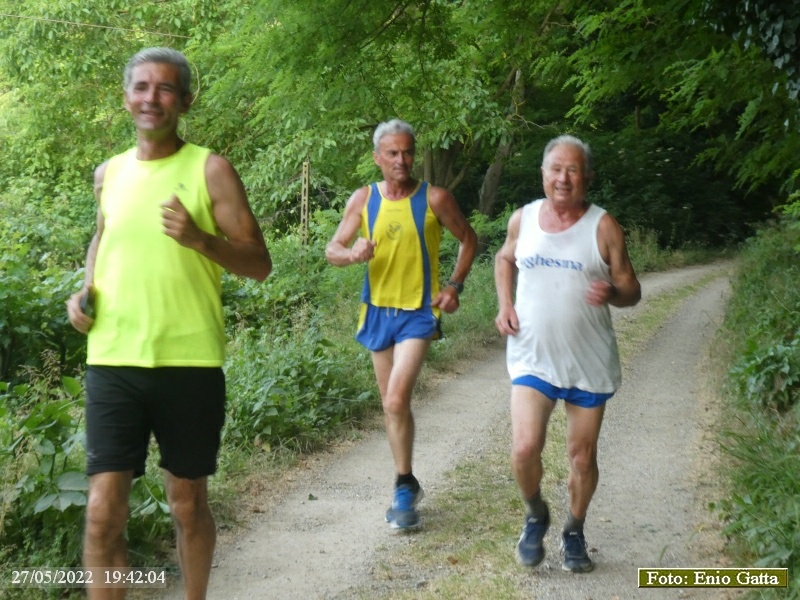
left=155, top=262, right=735, bottom=599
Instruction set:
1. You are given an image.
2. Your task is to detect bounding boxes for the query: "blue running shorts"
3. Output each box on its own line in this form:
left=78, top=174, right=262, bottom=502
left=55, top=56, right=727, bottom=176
left=512, top=374, right=613, bottom=408
left=356, top=304, right=441, bottom=352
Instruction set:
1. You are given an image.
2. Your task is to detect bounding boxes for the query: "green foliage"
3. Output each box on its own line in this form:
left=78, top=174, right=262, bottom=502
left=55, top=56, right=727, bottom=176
left=0, top=368, right=87, bottom=568
left=588, top=131, right=758, bottom=247
left=127, top=470, right=173, bottom=554
left=0, top=195, right=90, bottom=383
left=426, top=257, right=498, bottom=369
left=780, top=181, right=800, bottom=250
left=567, top=0, right=800, bottom=199
left=719, top=217, right=800, bottom=593
left=625, top=227, right=671, bottom=273
left=187, top=0, right=579, bottom=223
left=726, top=220, right=800, bottom=412
left=225, top=324, right=374, bottom=452
left=0, top=371, right=191, bottom=575
left=716, top=413, right=800, bottom=586
left=467, top=207, right=514, bottom=253
left=703, top=0, right=800, bottom=99
left=731, top=334, right=800, bottom=412
left=661, top=43, right=800, bottom=193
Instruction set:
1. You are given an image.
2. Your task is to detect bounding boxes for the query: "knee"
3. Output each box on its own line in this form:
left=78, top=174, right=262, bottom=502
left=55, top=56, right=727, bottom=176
left=567, top=442, right=597, bottom=474
left=85, top=493, right=128, bottom=543
left=168, top=490, right=211, bottom=531
left=511, top=437, right=542, bottom=466
left=382, top=394, right=410, bottom=419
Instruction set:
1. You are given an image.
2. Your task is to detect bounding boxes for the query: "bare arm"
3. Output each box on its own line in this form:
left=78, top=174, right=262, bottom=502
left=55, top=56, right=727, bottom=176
left=494, top=208, right=522, bottom=335
left=587, top=213, right=641, bottom=307
left=325, top=186, right=375, bottom=266
left=66, top=162, right=107, bottom=334
left=428, top=186, right=477, bottom=314
left=161, top=153, right=271, bottom=281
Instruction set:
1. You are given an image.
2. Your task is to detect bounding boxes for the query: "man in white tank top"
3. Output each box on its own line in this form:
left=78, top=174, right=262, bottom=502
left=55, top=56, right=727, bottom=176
left=494, top=135, right=641, bottom=573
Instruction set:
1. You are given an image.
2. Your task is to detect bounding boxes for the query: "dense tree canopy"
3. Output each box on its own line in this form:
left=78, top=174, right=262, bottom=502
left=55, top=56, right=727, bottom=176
left=0, top=0, right=796, bottom=242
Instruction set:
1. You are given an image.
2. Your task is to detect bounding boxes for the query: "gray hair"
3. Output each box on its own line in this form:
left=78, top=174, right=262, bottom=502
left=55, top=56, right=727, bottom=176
left=123, top=47, right=192, bottom=98
left=542, top=135, right=593, bottom=176
left=373, top=119, right=415, bottom=152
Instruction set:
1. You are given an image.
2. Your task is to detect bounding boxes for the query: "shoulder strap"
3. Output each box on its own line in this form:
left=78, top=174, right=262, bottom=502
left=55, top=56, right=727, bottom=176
left=365, top=183, right=381, bottom=241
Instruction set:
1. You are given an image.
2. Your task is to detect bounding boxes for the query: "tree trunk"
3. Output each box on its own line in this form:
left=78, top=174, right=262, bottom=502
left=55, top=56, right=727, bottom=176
left=477, top=68, right=524, bottom=217
left=420, top=141, right=463, bottom=189
left=478, top=138, right=512, bottom=217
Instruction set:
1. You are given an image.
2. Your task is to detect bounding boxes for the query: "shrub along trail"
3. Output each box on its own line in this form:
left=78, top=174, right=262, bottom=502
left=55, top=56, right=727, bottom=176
left=152, top=262, right=736, bottom=599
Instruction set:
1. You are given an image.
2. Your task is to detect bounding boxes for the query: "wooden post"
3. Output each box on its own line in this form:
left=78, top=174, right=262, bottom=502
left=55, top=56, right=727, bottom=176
left=301, top=160, right=310, bottom=246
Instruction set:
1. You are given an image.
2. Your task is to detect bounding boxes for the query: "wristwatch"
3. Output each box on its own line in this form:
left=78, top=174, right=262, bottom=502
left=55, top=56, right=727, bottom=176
left=446, top=280, right=464, bottom=294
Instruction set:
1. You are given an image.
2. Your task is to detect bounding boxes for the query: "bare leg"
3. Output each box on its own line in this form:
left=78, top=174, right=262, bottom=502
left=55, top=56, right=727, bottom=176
left=371, top=338, right=431, bottom=476
left=510, top=386, right=555, bottom=500
left=84, top=471, right=133, bottom=600
left=163, top=472, right=215, bottom=600
left=564, top=403, right=605, bottom=520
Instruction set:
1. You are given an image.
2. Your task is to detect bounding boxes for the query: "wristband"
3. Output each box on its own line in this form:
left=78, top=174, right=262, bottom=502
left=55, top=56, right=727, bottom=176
left=446, top=280, right=464, bottom=294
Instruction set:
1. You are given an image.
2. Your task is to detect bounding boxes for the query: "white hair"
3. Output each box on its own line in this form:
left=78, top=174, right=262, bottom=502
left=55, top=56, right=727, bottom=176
left=542, top=135, right=593, bottom=176
left=373, top=119, right=415, bottom=151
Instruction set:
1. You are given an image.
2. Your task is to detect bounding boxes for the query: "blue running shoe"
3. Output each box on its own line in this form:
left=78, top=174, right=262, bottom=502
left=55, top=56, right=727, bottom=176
left=561, top=530, right=593, bottom=573
left=516, top=512, right=550, bottom=567
left=385, top=484, right=424, bottom=529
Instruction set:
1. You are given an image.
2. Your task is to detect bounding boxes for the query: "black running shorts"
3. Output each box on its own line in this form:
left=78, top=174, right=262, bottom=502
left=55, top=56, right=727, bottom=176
left=85, top=366, right=226, bottom=479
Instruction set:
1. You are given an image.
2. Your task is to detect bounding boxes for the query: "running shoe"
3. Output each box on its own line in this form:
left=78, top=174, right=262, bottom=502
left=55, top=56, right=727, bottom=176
left=561, top=529, right=594, bottom=573
left=515, top=511, right=550, bottom=567
left=385, top=483, right=424, bottom=529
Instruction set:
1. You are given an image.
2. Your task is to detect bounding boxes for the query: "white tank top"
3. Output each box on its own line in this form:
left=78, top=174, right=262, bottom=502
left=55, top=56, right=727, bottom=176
left=506, top=200, right=621, bottom=393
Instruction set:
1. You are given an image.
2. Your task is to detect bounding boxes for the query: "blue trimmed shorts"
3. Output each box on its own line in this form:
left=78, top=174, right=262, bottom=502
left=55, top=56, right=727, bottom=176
left=355, top=304, right=441, bottom=352
left=512, top=374, right=613, bottom=408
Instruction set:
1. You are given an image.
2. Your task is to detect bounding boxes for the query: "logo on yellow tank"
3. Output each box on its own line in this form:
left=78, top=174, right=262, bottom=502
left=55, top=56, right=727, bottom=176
left=386, top=221, right=403, bottom=240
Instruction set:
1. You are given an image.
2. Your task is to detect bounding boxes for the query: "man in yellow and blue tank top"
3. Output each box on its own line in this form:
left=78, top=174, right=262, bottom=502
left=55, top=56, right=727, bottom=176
left=66, top=48, right=271, bottom=599
left=326, top=119, right=477, bottom=529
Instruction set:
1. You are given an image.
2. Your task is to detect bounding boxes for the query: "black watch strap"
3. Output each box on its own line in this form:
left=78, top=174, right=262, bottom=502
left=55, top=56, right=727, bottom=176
left=447, top=280, right=464, bottom=294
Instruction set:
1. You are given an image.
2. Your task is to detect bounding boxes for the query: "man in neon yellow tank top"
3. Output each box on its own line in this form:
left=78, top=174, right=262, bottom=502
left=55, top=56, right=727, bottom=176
left=326, top=119, right=477, bottom=529
left=66, top=48, right=271, bottom=599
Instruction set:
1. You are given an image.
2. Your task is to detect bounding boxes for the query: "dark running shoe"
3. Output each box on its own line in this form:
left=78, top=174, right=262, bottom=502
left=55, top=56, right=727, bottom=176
left=515, top=511, right=550, bottom=567
left=561, top=530, right=594, bottom=573
left=385, top=483, right=424, bottom=529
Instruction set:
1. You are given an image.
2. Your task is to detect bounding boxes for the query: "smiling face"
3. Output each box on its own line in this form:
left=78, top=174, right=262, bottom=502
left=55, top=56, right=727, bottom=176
left=373, top=133, right=415, bottom=185
left=541, top=143, right=590, bottom=207
left=124, top=62, right=192, bottom=139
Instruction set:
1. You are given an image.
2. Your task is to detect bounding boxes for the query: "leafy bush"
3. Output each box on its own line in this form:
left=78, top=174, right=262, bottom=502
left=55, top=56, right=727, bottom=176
left=0, top=368, right=87, bottom=568
left=224, top=323, right=374, bottom=452
left=719, top=216, right=800, bottom=594
left=0, top=368, right=179, bottom=578
left=0, top=198, right=89, bottom=384
left=726, top=219, right=800, bottom=412
left=716, top=411, right=800, bottom=592
left=731, top=333, right=800, bottom=412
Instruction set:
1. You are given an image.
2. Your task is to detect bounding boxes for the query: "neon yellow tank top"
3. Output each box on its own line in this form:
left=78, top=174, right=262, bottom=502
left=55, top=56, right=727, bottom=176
left=87, top=143, right=225, bottom=366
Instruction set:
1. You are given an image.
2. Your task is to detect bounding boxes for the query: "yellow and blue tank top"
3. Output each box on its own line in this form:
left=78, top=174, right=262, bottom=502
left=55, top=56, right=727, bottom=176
left=87, top=143, right=226, bottom=367
left=359, top=181, right=442, bottom=313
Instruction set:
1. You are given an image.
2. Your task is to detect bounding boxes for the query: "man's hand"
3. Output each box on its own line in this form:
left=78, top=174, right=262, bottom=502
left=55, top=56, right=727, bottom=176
left=431, top=285, right=460, bottom=314
left=586, top=279, right=617, bottom=306
left=495, top=306, right=519, bottom=336
left=161, top=194, right=204, bottom=249
left=66, top=287, right=95, bottom=334
left=349, top=237, right=376, bottom=263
